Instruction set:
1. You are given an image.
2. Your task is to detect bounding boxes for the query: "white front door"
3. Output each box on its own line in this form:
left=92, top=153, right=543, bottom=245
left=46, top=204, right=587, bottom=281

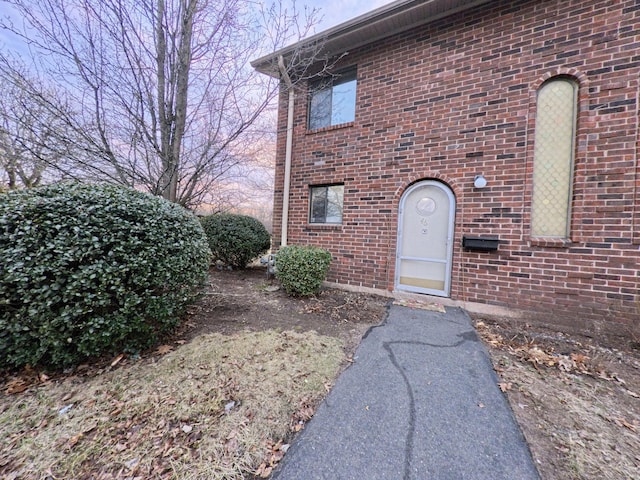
left=395, top=180, right=455, bottom=297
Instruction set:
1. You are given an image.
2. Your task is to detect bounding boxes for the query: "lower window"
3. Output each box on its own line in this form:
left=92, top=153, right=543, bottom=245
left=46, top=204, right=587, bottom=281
left=309, top=184, right=344, bottom=224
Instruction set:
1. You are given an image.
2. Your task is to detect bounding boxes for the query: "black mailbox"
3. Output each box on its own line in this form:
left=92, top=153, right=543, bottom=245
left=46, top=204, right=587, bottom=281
left=462, top=235, right=499, bottom=252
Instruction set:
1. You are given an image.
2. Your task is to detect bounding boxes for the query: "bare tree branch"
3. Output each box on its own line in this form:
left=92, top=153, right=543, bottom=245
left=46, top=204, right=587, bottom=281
left=0, top=0, right=322, bottom=208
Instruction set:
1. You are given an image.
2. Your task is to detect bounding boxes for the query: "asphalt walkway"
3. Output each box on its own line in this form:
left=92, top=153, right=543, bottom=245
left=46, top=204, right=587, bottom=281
left=272, top=304, right=540, bottom=480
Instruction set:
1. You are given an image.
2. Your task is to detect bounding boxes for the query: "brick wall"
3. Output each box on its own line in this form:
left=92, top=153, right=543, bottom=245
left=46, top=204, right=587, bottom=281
left=272, top=0, right=640, bottom=335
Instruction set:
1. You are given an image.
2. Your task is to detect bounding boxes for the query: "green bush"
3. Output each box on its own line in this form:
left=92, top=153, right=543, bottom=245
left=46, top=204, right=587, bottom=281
left=200, top=213, right=271, bottom=269
left=275, top=245, right=332, bottom=296
left=0, top=183, right=211, bottom=369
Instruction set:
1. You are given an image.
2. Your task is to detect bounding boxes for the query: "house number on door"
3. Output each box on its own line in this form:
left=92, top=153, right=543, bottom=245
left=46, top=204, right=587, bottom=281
left=420, top=217, right=428, bottom=235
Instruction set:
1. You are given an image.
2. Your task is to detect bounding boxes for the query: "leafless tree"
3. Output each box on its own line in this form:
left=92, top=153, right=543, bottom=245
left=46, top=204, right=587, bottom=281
left=0, top=0, right=320, bottom=208
left=0, top=63, right=74, bottom=189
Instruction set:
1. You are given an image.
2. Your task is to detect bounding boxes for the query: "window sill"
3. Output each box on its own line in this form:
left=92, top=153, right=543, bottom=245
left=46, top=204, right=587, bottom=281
left=529, top=237, right=572, bottom=248
left=305, top=223, right=343, bottom=231
left=306, top=122, right=354, bottom=135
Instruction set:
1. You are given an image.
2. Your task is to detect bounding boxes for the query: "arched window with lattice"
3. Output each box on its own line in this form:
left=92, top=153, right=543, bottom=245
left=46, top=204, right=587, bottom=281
left=531, top=77, right=578, bottom=238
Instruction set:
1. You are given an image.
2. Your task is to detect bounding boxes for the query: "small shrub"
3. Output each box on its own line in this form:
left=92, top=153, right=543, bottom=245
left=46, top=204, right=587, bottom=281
left=0, top=183, right=211, bottom=369
left=275, top=245, right=332, bottom=296
left=200, top=213, right=271, bottom=269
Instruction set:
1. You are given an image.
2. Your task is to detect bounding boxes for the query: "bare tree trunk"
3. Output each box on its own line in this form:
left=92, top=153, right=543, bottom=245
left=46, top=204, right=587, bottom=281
left=5, top=163, right=17, bottom=189
left=155, top=0, right=171, bottom=201
left=168, top=0, right=196, bottom=202
left=0, top=73, right=64, bottom=189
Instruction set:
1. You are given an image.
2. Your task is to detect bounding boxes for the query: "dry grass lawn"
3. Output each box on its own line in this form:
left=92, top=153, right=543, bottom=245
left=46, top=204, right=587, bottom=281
left=1, top=330, right=344, bottom=479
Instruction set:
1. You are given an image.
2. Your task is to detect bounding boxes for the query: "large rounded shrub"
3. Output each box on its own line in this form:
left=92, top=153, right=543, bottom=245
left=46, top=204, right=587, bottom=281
left=275, top=245, right=332, bottom=296
left=200, top=213, right=271, bottom=269
left=0, top=183, right=211, bottom=369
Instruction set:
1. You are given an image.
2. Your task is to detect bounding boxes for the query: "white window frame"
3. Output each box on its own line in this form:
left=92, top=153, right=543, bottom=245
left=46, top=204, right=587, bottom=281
left=309, top=184, right=344, bottom=224
left=308, top=68, right=357, bottom=130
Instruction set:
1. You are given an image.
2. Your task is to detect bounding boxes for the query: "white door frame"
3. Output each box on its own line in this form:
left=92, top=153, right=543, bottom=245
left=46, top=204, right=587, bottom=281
left=395, top=180, right=456, bottom=297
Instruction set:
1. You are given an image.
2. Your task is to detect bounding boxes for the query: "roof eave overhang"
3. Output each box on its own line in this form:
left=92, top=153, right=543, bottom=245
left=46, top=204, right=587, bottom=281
left=251, top=0, right=493, bottom=77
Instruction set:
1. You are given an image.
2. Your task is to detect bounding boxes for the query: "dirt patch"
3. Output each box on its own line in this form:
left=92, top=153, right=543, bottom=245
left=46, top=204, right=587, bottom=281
left=182, top=266, right=389, bottom=357
left=474, top=317, right=640, bottom=480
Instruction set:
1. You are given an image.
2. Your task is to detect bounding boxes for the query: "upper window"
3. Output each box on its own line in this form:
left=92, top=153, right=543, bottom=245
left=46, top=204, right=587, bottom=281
left=309, top=184, right=344, bottom=224
left=531, top=77, right=578, bottom=238
left=308, top=68, right=357, bottom=130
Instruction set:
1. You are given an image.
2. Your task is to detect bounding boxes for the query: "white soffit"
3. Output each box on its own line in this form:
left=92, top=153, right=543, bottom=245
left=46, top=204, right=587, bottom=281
left=252, top=0, right=494, bottom=77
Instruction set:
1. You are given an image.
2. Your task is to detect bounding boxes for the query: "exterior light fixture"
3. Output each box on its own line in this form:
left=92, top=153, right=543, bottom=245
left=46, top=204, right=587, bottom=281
left=474, top=174, right=487, bottom=189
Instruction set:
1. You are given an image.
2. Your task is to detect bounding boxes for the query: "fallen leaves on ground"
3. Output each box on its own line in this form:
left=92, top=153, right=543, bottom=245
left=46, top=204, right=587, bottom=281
left=4, top=378, right=29, bottom=395
left=608, top=416, right=637, bottom=432
left=3, top=366, right=52, bottom=395
left=393, top=298, right=446, bottom=312
left=476, top=318, right=640, bottom=480
left=300, top=293, right=382, bottom=323
left=155, top=345, right=174, bottom=355
left=498, top=382, right=512, bottom=392
left=110, top=353, right=125, bottom=367
left=254, top=440, right=290, bottom=478
left=475, top=321, right=625, bottom=382
left=289, top=396, right=315, bottom=433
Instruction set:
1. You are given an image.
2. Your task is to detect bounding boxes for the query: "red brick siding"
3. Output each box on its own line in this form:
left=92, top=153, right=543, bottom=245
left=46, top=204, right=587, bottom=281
left=272, top=0, right=640, bottom=335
